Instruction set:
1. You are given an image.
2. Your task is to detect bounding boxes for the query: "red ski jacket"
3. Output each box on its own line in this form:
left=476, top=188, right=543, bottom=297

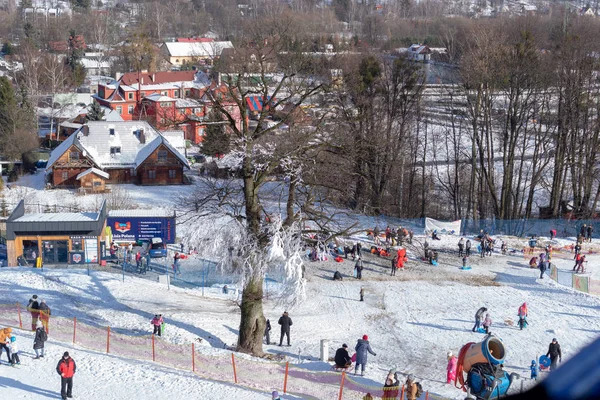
left=56, top=357, right=76, bottom=378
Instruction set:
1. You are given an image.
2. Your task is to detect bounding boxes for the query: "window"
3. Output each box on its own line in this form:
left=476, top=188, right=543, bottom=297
left=109, top=128, right=115, bottom=135
left=161, top=91, right=168, bottom=96
left=185, top=89, right=190, bottom=97
left=110, top=146, right=121, bottom=155
left=158, top=150, right=168, bottom=162
left=71, top=238, right=83, bottom=251
left=69, top=151, right=79, bottom=160
left=141, top=92, right=146, bottom=98
left=169, top=170, right=176, bottom=179
left=93, top=180, right=102, bottom=187
left=160, top=102, right=171, bottom=108
left=148, top=170, right=156, bottom=179
left=116, top=106, right=122, bottom=115
left=174, top=90, right=180, bottom=98
left=193, top=108, right=202, bottom=115
left=128, top=92, right=134, bottom=100
left=62, top=171, right=68, bottom=180
left=128, top=105, right=134, bottom=115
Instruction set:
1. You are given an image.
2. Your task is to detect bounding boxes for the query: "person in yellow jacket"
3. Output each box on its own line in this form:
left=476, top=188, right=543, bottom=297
left=0, top=327, right=13, bottom=364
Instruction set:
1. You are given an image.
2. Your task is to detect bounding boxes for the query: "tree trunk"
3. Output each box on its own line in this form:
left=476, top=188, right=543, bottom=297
left=237, top=277, right=265, bottom=355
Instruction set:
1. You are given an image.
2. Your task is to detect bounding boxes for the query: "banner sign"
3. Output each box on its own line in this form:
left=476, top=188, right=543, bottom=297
left=424, top=217, right=462, bottom=235
left=107, top=216, right=176, bottom=244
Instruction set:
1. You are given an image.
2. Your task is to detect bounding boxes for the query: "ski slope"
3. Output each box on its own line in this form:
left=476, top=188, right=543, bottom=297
left=0, top=232, right=599, bottom=399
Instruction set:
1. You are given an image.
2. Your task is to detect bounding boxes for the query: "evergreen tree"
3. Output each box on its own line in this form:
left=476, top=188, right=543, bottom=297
left=200, top=110, right=230, bottom=157
left=87, top=102, right=105, bottom=121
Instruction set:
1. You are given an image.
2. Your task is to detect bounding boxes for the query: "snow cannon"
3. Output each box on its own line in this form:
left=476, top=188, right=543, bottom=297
left=456, top=335, right=518, bottom=399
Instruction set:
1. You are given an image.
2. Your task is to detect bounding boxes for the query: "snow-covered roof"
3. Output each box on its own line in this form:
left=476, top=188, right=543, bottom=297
left=76, top=167, right=110, bottom=180
left=13, top=212, right=100, bottom=222
left=144, top=93, right=175, bottom=102
left=175, top=98, right=201, bottom=108
left=79, top=57, right=114, bottom=70
left=163, top=41, right=233, bottom=58
left=161, top=130, right=186, bottom=154
left=134, top=134, right=190, bottom=170
left=60, top=122, right=83, bottom=129
left=102, top=108, right=125, bottom=122
left=108, top=209, right=175, bottom=218
left=45, top=133, right=87, bottom=171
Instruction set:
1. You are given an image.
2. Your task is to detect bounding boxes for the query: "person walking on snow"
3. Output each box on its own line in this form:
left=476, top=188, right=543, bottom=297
left=458, top=238, right=465, bottom=257
left=173, top=252, right=181, bottom=275
left=33, top=320, right=47, bottom=358
left=354, top=335, right=376, bottom=376
left=0, top=327, right=12, bottom=364
left=264, top=319, right=272, bottom=345
left=447, top=352, right=458, bottom=384
left=390, top=256, right=397, bottom=276
left=518, top=303, right=528, bottom=330
left=151, top=314, right=163, bottom=336
left=587, top=224, right=594, bottom=242
left=530, top=360, right=538, bottom=380
left=278, top=311, right=292, bottom=346
left=56, top=351, right=76, bottom=400
left=539, top=259, right=548, bottom=279
left=482, top=313, right=492, bottom=334
left=9, top=336, right=20, bottom=365
left=360, top=287, right=365, bottom=302
left=355, top=257, right=363, bottom=280
left=465, top=240, right=472, bottom=257
left=39, top=299, right=51, bottom=333
left=546, top=338, right=562, bottom=371
left=27, top=294, right=40, bottom=331
left=472, top=307, right=487, bottom=332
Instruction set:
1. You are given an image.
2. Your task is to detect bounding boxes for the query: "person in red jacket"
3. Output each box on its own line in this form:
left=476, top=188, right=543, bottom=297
left=56, top=351, right=76, bottom=400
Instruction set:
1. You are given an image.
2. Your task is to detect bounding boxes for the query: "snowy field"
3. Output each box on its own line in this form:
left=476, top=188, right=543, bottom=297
left=0, top=172, right=599, bottom=399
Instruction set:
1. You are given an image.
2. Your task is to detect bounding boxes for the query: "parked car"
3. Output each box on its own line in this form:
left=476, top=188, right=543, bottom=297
left=148, top=238, right=167, bottom=258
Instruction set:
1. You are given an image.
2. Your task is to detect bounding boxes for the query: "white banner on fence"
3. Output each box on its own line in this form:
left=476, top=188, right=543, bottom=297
left=425, top=218, right=462, bottom=235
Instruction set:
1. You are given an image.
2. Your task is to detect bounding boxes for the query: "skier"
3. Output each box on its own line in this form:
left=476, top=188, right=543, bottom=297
left=354, top=335, right=376, bottom=376
left=264, top=319, right=271, bottom=345
left=151, top=314, right=163, bottom=336
left=575, top=255, right=586, bottom=273
left=518, top=303, right=528, bottom=330
left=482, top=313, right=492, bottom=334
left=0, top=327, right=12, bottom=364
left=447, top=352, right=458, bottom=384
left=546, top=338, right=562, bottom=371
left=458, top=238, right=465, bottom=257
left=39, top=299, right=51, bottom=333
left=27, top=294, right=40, bottom=331
left=360, top=287, right=365, bottom=302
left=472, top=307, right=487, bottom=332
left=334, top=343, right=352, bottom=368
left=278, top=311, right=292, bottom=346
left=465, top=240, right=472, bottom=257
left=530, top=360, right=538, bottom=380
left=33, top=320, right=47, bottom=358
left=9, top=336, right=20, bottom=366
left=56, top=351, right=76, bottom=400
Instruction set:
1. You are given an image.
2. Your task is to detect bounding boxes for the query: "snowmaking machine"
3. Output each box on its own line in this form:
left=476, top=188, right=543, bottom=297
left=455, top=334, right=519, bottom=399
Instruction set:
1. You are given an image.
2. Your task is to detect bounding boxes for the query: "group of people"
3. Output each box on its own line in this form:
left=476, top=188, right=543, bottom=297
left=379, top=225, right=414, bottom=247
left=264, top=311, right=293, bottom=347
left=579, top=224, right=594, bottom=243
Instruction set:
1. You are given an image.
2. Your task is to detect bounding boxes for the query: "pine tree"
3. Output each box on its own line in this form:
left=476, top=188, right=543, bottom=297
left=200, top=110, right=230, bottom=157
left=87, top=102, right=105, bottom=121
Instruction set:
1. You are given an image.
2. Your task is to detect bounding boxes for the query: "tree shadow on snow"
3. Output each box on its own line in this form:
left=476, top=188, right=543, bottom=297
left=223, top=324, right=239, bottom=335
left=0, top=376, right=57, bottom=398
left=324, top=294, right=360, bottom=302
left=406, top=321, right=466, bottom=332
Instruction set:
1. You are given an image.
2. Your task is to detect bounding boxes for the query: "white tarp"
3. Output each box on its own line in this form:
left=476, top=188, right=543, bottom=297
left=425, top=217, right=462, bottom=235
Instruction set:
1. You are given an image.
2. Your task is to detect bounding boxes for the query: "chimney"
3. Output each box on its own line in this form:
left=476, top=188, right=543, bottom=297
left=140, top=76, right=144, bottom=85
left=115, top=72, right=122, bottom=81
left=139, top=129, right=145, bottom=144
left=82, top=125, right=89, bottom=136
left=152, top=73, right=156, bottom=83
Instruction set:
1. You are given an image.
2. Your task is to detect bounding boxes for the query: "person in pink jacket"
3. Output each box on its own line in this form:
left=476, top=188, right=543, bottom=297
left=446, top=351, right=458, bottom=384
left=482, top=313, right=492, bottom=334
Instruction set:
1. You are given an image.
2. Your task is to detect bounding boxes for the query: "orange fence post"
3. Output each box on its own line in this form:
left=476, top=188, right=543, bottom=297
left=425, top=391, right=429, bottom=400
left=231, top=353, right=238, bottom=384
left=16, top=302, right=22, bottom=329
left=106, top=326, right=111, bottom=354
left=192, top=343, right=195, bottom=373
left=283, top=362, right=289, bottom=393
left=338, top=371, right=346, bottom=400
left=400, top=384, right=405, bottom=400
left=152, top=334, right=156, bottom=362
left=72, top=317, right=77, bottom=344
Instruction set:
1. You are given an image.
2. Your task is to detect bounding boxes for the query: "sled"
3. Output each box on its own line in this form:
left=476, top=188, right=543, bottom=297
left=161, top=322, right=165, bottom=335
left=431, top=260, right=439, bottom=266
left=334, top=257, right=344, bottom=263
left=353, top=269, right=358, bottom=278
left=460, top=266, right=472, bottom=270
left=539, top=355, right=551, bottom=370
left=477, top=245, right=482, bottom=253
left=504, top=318, right=514, bottom=326
left=331, top=364, right=352, bottom=372
left=476, top=327, right=487, bottom=333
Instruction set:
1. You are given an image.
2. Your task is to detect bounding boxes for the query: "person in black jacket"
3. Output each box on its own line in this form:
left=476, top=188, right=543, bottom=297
left=264, top=319, right=271, bottom=345
left=278, top=311, right=292, bottom=346
left=27, top=295, right=40, bottom=331
left=334, top=344, right=352, bottom=368
left=546, top=338, right=562, bottom=371
left=472, top=307, right=487, bottom=332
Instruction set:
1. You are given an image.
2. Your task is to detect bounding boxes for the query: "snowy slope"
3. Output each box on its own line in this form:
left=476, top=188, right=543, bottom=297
left=0, top=236, right=599, bottom=399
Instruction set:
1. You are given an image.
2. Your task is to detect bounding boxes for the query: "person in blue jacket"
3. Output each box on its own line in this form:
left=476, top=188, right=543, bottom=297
left=354, top=335, right=376, bottom=376
left=530, top=360, right=538, bottom=380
